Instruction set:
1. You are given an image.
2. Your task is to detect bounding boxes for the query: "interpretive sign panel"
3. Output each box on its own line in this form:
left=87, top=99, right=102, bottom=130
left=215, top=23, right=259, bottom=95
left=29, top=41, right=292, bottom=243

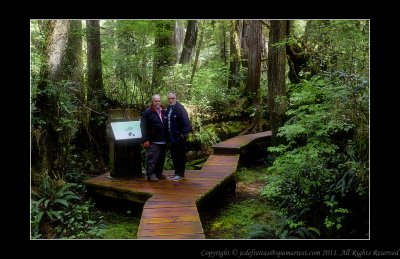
left=110, top=121, right=142, bottom=140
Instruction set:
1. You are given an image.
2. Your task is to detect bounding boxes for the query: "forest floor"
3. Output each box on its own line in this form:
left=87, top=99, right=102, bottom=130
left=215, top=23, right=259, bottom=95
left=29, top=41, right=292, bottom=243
left=200, top=165, right=275, bottom=239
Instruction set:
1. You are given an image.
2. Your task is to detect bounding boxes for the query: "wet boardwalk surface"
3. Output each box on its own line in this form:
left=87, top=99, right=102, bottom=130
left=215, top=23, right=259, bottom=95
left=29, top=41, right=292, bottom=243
left=84, top=131, right=271, bottom=239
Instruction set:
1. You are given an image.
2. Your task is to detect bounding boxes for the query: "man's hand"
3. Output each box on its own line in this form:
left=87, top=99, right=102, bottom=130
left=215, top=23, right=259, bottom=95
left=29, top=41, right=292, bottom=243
left=143, top=141, right=150, bottom=148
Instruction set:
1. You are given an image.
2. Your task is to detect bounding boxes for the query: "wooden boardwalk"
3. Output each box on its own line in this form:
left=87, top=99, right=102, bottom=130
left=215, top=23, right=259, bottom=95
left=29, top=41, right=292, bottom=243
left=84, top=131, right=271, bottom=239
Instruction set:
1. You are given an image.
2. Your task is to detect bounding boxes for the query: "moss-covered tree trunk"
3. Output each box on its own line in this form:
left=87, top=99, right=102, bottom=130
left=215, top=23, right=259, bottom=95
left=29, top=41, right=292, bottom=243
left=228, top=20, right=243, bottom=88
left=220, top=21, right=228, bottom=64
left=240, top=20, right=250, bottom=69
left=179, top=20, right=198, bottom=64
left=268, top=20, right=288, bottom=145
left=241, top=20, right=263, bottom=134
left=173, top=20, right=185, bottom=63
left=33, top=20, right=82, bottom=176
left=86, top=20, right=109, bottom=164
left=190, top=21, right=205, bottom=85
left=151, top=20, right=174, bottom=91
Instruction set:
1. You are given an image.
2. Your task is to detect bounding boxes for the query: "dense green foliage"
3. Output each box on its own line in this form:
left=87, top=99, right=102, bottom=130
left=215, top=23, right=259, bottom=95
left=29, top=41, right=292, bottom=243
left=101, top=20, right=158, bottom=107
left=31, top=20, right=368, bottom=239
left=263, top=75, right=368, bottom=238
left=260, top=20, right=369, bottom=238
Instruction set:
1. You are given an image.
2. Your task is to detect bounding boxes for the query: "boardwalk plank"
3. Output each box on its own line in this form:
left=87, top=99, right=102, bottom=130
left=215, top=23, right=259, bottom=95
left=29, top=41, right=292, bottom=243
left=138, top=221, right=203, bottom=230
left=83, top=131, right=271, bottom=239
left=144, top=201, right=199, bottom=208
left=141, top=210, right=200, bottom=219
left=139, top=233, right=205, bottom=239
left=139, top=226, right=204, bottom=236
left=140, top=215, right=200, bottom=223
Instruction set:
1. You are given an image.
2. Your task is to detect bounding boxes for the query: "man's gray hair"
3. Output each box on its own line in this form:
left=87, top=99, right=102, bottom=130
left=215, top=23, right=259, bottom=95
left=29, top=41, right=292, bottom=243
left=152, top=94, right=161, bottom=101
left=167, top=92, right=177, bottom=98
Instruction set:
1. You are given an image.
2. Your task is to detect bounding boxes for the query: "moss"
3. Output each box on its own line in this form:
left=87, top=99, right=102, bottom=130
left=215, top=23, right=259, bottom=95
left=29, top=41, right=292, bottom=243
left=99, top=210, right=140, bottom=239
left=235, top=167, right=269, bottom=185
left=186, top=157, right=208, bottom=170
left=207, top=199, right=274, bottom=239
left=203, top=166, right=276, bottom=239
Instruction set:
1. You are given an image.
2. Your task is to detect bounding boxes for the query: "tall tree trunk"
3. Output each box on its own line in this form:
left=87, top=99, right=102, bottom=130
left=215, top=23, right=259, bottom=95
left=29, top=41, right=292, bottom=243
left=174, top=20, right=185, bottom=63
left=228, top=20, right=243, bottom=88
left=66, top=21, right=85, bottom=124
left=60, top=20, right=84, bottom=169
left=32, top=20, right=57, bottom=174
left=152, top=20, right=174, bottom=90
left=179, top=20, right=198, bottom=64
left=86, top=20, right=109, bottom=164
left=63, top=20, right=83, bottom=85
left=240, top=20, right=263, bottom=135
left=261, top=23, right=268, bottom=73
left=190, top=21, right=205, bottom=85
left=87, top=20, right=104, bottom=102
left=241, top=20, right=250, bottom=69
left=220, top=21, right=228, bottom=64
left=268, top=20, right=289, bottom=145
left=32, top=20, right=72, bottom=176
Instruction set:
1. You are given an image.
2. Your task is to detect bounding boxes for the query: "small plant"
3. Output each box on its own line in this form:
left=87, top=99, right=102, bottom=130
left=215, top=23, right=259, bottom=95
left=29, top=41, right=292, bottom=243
left=248, top=213, right=320, bottom=239
left=31, top=173, right=80, bottom=238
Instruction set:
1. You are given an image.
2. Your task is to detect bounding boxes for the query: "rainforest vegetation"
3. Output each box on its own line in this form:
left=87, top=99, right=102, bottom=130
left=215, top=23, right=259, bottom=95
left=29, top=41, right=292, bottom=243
left=31, top=20, right=369, bottom=239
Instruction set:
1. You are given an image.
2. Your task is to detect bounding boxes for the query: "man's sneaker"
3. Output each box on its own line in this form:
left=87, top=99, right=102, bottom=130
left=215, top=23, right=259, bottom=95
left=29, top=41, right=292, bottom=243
left=157, top=175, right=166, bottom=180
left=168, top=175, right=176, bottom=179
left=171, top=175, right=184, bottom=181
left=147, top=174, right=158, bottom=181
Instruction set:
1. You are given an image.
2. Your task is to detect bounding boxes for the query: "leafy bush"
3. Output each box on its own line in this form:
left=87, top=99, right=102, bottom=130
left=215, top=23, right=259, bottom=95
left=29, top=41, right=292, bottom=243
left=262, top=75, right=369, bottom=238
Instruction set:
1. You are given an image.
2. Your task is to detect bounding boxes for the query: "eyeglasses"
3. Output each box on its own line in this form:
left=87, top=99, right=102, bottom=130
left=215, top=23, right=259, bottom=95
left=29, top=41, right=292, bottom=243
left=168, top=97, right=175, bottom=100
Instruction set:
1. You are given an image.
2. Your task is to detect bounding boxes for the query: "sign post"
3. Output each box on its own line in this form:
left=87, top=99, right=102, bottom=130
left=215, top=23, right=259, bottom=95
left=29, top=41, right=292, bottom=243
left=110, top=121, right=142, bottom=141
left=107, top=120, right=143, bottom=178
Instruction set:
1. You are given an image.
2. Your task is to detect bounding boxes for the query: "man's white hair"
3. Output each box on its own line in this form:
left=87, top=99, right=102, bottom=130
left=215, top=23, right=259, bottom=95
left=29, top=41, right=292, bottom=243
left=152, top=94, right=161, bottom=101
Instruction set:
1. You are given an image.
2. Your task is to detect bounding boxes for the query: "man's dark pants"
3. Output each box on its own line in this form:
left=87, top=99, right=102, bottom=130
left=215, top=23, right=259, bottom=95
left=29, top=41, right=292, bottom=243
left=146, top=143, right=166, bottom=178
left=170, top=139, right=186, bottom=177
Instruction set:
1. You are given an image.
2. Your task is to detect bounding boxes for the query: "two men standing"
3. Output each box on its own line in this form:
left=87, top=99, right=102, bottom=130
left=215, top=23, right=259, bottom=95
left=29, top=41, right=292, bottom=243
left=140, top=93, right=190, bottom=182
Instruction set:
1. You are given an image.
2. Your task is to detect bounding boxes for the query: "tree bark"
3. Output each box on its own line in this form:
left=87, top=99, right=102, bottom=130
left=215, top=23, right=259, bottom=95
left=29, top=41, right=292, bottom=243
left=241, top=20, right=250, bottom=69
left=87, top=20, right=104, bottom=102
left=174, top=20, right=185, bottom=63
left=268, top=20, right=289, bottom=145
left=240, top=20, right=263, bottom=135
left=220, top=21, right=228, bottom=64
left=62, top=20, right=84, bottom=85
left=86, top=20, right=109, bottom=164
left=190, top=21, right=204, bottom=85
left=228, top=20, right=242, bottom=88
left=179, top=20, right=198, bottom=64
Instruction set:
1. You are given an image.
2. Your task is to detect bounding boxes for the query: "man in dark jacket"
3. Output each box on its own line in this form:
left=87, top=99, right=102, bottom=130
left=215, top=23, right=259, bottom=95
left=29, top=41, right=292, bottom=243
left=166, top=92, right=191, bottom=181
left=140, top=94, right=167, bottom=181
